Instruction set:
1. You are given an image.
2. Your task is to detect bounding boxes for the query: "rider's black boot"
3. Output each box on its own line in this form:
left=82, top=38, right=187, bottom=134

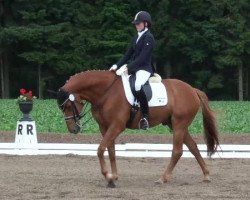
left=135, top=89, right=149, bottom=130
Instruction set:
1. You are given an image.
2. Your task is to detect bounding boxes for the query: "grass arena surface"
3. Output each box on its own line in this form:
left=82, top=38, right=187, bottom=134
left=0, top=133, right=250, bottom=199
left=0, top=100, right=250, bottom=133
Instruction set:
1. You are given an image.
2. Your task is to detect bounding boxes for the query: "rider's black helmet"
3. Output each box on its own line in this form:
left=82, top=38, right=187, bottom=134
left=132, top=11, right=151, bottom=27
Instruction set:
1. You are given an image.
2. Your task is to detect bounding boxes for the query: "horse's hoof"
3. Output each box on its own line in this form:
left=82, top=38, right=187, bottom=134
left=155, top=178, right=166, bottom=185
left=203, top=175, right=211, bottom=183
left=105, top=173, right=116, bottom=188
left=107, top=181, right=116, bottom=188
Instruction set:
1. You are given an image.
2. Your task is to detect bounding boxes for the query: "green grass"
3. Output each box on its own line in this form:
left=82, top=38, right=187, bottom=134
left=0, top=100, right=249, bottom=134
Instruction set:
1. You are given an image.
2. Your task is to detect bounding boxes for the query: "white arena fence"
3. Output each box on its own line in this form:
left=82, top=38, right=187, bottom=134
left=5, top=115, right=249, bottom=158
left=0, top=143, right=250, bottom=158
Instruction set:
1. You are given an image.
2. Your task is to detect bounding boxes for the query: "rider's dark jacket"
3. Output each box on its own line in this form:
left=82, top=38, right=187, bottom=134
left=116, top=30, right=155, bottom=75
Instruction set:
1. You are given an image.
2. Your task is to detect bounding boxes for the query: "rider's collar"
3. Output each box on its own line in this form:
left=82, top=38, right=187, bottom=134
left=138, top=27, right=148, bottom=35
left=137, top=28, right=148, bottom=43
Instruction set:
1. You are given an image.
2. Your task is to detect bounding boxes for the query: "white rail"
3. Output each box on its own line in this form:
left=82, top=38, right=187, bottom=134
left=0, top=143, right=250, bottom=158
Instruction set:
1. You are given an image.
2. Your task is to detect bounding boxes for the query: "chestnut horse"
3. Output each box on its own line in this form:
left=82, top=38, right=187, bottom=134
left=57, top=70, right=219, bottom=187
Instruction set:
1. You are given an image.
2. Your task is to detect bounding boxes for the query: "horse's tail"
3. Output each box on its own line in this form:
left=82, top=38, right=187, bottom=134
left=195, top=89, right=219, bottom=156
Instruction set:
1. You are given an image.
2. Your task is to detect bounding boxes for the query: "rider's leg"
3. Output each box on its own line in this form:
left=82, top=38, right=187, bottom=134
left=135, top=88, right=149, bottom=129
left=135, top=70, right=151, bottom=130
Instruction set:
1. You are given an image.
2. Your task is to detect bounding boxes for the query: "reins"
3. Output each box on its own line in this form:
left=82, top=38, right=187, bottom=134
left=60, top=97, right=92, bottom=128
left=102, top=75, right=119, bottom=97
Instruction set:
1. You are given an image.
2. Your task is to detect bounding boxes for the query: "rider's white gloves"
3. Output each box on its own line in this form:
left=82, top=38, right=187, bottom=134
left=116, top=64, right=128, bottom=76
left=109, top=64, right=118, bottom=71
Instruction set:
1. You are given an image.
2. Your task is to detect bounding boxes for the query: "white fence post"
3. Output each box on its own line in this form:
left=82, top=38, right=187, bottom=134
left=15, top=120, right=38, bottom=149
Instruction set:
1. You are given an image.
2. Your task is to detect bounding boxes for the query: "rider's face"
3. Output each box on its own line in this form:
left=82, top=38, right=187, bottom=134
left=135, top=22, right=145, bottom=32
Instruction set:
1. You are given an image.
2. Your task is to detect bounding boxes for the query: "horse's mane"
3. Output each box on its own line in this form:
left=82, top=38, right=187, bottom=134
left=65, top=69, right=111, bottom=84
left=64, top=70, right=117, bottom=91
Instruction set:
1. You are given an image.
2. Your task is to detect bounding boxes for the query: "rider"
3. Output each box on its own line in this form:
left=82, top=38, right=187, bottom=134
left=109, top=11, right=155, bottom=130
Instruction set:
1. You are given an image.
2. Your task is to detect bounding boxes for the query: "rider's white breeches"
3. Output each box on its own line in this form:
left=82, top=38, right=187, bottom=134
left=135, top=70, right=151, bottom=91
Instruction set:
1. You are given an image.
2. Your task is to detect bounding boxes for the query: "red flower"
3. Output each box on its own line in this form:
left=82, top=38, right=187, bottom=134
left=20, top=88, right=26, bottom=95
left=27, top=91, right=32, bottom=97
left=17, top=88, right=36, bottom=102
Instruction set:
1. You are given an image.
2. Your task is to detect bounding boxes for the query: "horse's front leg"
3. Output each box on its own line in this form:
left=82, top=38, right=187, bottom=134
left=107, top=141, right=118, bottom=180
left=97, top=127, right=123, bottom=188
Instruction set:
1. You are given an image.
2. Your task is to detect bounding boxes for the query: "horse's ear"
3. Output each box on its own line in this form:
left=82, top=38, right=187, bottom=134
left=57, top=88, right=69, bottom=106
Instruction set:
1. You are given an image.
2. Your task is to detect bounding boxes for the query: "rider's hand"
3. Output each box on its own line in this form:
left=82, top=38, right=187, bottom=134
left=116, top=64, right=128, bottom=76
left=109, top=64, right=118, bottom=71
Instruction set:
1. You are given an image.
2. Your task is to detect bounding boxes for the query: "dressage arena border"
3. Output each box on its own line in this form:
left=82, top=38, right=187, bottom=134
left=0, top=143, right=250, bottom=158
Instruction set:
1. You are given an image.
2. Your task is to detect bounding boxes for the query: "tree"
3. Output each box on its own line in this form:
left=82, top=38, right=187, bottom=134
left=0, top=0, right=249, bottom=100
left=98, top=0, right=138, bottom=66
left=0, top=0, right=105, bottom=97
left=0, top=0, right=12, bottom=98
left=152, top=0, right=250, bottom=100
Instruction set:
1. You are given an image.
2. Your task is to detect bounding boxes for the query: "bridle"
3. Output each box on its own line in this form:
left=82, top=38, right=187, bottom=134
left=58, top=74, right=118, bottom=132
left=58, top=91, right=92, bottom=129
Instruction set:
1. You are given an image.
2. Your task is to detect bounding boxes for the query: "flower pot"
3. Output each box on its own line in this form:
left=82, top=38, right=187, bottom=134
left=18, top=101, right=33, bottom=121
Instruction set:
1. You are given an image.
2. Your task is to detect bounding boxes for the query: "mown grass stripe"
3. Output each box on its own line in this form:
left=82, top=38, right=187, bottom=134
left=0, top=100, right=249, bottom=134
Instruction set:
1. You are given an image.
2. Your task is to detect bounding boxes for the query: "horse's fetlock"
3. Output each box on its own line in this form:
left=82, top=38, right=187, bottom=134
left=106, top=173, right=113, bottom=180
left=101, top=170, right=108, bottom=177
left=204, top=169, right=210, bottom=176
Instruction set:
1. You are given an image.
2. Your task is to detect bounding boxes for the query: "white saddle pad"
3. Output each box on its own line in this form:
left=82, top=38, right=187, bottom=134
left=121, top=74, right=168, bottom=107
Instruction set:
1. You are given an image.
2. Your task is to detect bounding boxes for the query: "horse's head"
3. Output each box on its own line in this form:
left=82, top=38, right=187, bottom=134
left=57, top=88, right=84, bottom=134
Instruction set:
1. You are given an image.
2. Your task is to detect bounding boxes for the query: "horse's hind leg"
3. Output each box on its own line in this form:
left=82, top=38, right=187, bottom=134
left=184, top=133, right=210, bottom=182
left=155, top=123, right=186, bottom=184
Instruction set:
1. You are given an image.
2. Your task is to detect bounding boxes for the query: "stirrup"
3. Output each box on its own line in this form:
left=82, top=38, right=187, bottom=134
left=139, top=118, right=149, bottom=130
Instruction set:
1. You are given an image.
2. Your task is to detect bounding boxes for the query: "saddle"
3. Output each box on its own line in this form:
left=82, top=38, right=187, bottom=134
left=129, top=74, right=152, bottom=102
left=121, top=73, right=166, bottom=106
left=125, top=73, right=167, bottom=126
